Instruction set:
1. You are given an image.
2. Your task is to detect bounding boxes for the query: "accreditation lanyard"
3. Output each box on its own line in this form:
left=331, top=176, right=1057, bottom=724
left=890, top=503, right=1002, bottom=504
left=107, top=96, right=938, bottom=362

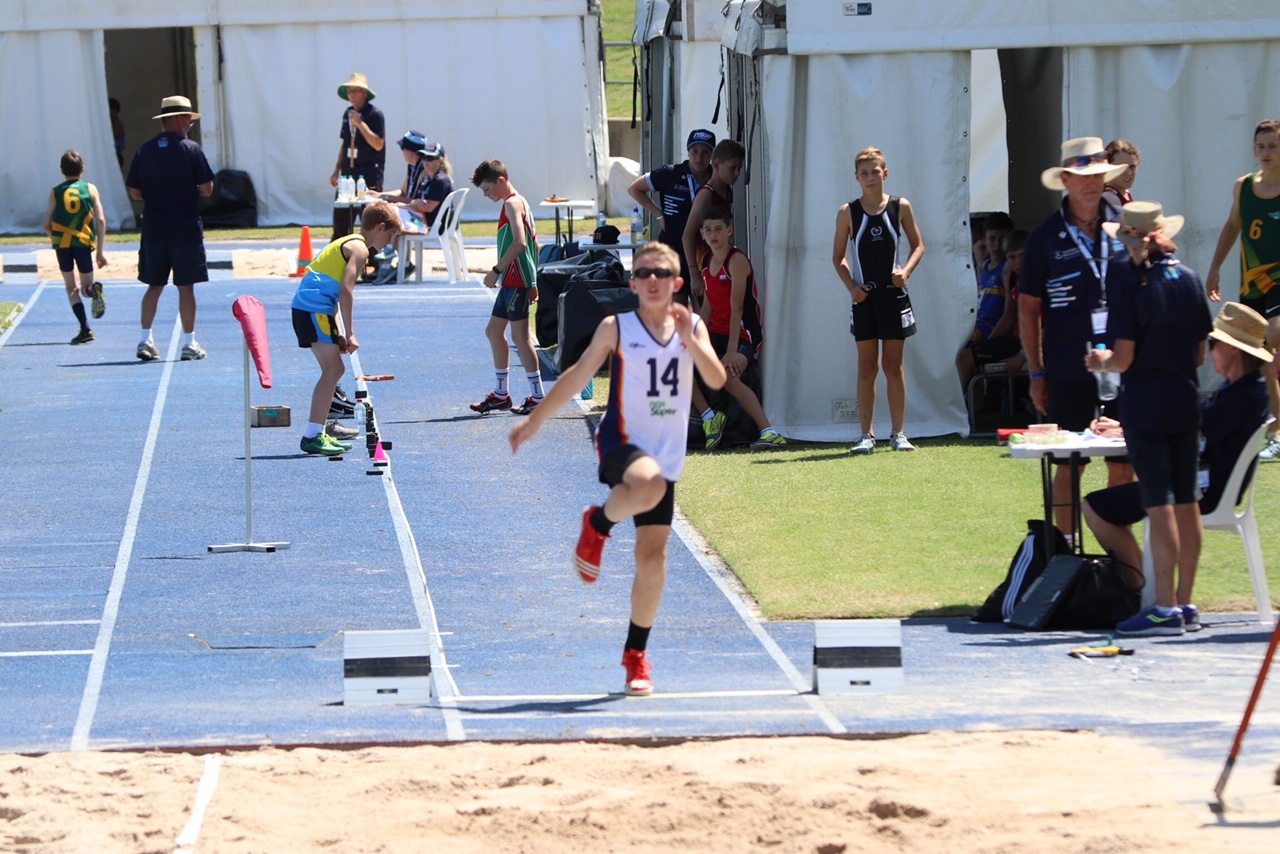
left=347, top=113, right=358, bottom=164
left=1063, top=212, right=1112, bottom=336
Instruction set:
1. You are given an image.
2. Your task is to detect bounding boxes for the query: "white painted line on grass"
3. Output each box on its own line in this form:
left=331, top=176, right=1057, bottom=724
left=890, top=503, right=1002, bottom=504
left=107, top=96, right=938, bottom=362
left=71, top=319, right=182, bottom=751
left=0, top=649, right=93, bottom=658
left=0, top=281, right=48, bottom=349
left=349, top=349, right=466, bottom=741
left=173, top=753, right=223, bottom=852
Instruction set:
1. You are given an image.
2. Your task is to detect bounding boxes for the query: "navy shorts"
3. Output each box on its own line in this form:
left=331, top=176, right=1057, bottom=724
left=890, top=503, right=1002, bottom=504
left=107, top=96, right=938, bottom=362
left=138, top=239, right=208, bottom=287
left=292, top=308, right=339, bottom=348
left=56, top=246, right=93, bottom=273
left=1123, top=427, right=1201, bottom=509
left=1242, top=289, right=1280, bottom=320
left=850, top=288, right=916, bottom=341
left=1046, top=378, right=1098, bottom=432
left=598, top=443, right=676, bottom=527
left=491, top=286, right=531, bottom=321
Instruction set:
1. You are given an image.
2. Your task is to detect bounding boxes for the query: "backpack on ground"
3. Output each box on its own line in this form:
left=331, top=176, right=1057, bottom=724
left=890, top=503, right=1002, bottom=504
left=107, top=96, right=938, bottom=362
left=972, top=520, right=1066, bottom=622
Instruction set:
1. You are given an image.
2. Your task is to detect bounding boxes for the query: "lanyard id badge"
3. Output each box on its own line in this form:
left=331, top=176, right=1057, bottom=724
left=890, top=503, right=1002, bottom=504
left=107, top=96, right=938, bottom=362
left=1091, top=306, right=1109, bottom=337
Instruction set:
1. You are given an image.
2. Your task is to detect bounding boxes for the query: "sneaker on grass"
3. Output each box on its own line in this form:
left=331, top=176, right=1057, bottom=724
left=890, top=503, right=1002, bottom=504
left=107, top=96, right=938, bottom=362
left=470, top=391, right=512, bottom=414
left=70, top=328, right=94, bottom=345
left=889, top=432, right=916, bottom=452
left=704, top=411, right=727, bottom=450
left=850, top=433, right=875, bottom=455
left=300, top=433, right=347, bottom=456
left=622, top=648, right=653, bottom=697
left=1116, top=605, right=1184, bottom=636
left=136, top=340, right=161, bottom=362
left=326, top=420, right=359, bottom=441
left=750, top=428, right=787, bottom=450
left=1260, top=436, right=1280, bottom=461
left=573, top=506, right=608, bottom=584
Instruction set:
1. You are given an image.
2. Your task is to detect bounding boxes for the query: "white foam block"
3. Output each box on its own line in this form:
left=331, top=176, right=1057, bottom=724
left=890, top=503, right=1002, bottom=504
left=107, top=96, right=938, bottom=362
left=813, top=619, right=903, bottom=695
left=343, top=629, right=433, bottom=706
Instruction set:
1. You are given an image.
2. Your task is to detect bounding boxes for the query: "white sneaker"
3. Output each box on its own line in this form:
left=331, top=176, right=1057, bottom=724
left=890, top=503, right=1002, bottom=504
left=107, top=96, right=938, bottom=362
left=136, top=340, right=161, bottom=362
left=325, top=419, right=359, bottom=441
left=850, top=433, right=875, bottom=455
left=1259, top=436, right=1280, bottom=461
left=890, top=432, right=916, bottom=452
left=180, top=342, right=207, bottom=361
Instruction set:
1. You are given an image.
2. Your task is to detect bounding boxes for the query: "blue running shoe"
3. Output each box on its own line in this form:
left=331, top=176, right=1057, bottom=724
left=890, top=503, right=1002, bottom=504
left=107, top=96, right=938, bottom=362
left=1116, top=605, right=1184, bottom=636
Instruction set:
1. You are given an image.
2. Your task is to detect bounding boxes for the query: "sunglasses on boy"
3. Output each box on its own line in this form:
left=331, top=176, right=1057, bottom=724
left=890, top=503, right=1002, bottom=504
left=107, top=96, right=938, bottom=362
left=632, top=267, right=676, bottom=280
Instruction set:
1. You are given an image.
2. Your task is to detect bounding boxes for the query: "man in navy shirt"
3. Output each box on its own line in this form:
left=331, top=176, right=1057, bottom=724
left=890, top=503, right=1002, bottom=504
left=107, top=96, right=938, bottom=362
left=627, top=128, right=715, bottom=302
left=127, top=95, right=215, bottom=362
left=329, top=72, right=386, bottom=239
left=1019, top=137, right=1127, bottom=540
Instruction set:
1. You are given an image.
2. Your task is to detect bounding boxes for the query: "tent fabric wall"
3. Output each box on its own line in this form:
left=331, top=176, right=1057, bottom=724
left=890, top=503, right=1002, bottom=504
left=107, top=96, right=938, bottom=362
left=220, top=18, right=598, bottom=225
left=675, top=41, right=730, bottom=149
left=1064, top=41, right=1280, bottom=302
left=0, top=30, right=133, bottom=232
left=757, top=52, right=973, bottom=441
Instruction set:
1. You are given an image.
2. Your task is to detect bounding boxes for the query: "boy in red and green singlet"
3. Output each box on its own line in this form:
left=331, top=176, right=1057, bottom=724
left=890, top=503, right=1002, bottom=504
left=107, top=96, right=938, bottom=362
left=41, top=150, right=108, bottom=344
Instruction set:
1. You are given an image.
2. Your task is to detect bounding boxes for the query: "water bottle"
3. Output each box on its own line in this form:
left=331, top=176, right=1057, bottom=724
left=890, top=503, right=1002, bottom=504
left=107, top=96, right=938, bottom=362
left=340, top=175, right=352, bottom=201
left=596, top=210, right=607, bottom=229
left=1093, top=343, right=1120, bottom=401
left=356, top=176, right=367, bottom=198
left=630, top=206, right=643, bottom=244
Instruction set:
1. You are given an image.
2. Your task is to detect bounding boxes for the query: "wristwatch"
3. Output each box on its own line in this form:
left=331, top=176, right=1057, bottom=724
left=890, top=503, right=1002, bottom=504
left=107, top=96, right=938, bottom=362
left=491, top=266, right=502, bottom=275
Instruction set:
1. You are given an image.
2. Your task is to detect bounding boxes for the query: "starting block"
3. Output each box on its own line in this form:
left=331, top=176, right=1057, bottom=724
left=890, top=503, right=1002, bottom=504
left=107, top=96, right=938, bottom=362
left=343, top=629, right=433, bottom=705
left=813, top=619, right=903, bottom=694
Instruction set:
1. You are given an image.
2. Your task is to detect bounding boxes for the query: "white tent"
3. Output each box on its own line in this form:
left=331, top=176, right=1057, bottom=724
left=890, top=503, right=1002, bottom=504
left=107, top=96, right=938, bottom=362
left=1, top=0, right=608, bottom=232
left=642, top=1, right=1280, bottom=438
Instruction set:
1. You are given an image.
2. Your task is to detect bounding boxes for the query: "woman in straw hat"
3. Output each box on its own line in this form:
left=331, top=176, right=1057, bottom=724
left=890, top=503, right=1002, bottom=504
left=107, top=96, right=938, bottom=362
left=329, top=72, right=385, bottom=239
left=1084, top=279, right=1270, bottom=636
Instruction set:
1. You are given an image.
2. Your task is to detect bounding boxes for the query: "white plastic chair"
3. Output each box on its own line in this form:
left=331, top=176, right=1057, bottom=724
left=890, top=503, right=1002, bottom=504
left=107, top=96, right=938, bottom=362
left=396, top=187, right=470, bottom=284
left=1140, top=418, right=1275, bottom=623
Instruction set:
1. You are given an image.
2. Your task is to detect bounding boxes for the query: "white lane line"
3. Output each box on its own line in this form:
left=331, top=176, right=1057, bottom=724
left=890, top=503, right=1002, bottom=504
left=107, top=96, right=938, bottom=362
left=0, top=619, right=100, bottom=627
left=71, top=319, right=182, bottom=751
left=671, top=510, right=847, bottom=735
left=0, top=281, right=49, bottom=349
left=454, top=688, right=801, bottom=703
left=0, top=649, right=93, bottom=658
left=173, top=753, right=223, bottom=852
left=349, top=349, right=466, bottom=741
left=568, top=395, right=846, bottom=735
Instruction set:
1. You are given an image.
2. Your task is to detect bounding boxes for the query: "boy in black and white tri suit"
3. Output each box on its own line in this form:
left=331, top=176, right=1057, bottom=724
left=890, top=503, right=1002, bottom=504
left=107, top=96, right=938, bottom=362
left=509, top=242, right=726, bottom=697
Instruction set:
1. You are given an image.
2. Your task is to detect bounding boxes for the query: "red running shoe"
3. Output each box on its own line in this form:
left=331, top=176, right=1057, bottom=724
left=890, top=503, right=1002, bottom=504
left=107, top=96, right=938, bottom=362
left=573, top=506, right=608, bottom=583
left=621, top=648, right=653, bottom=696
left=469, top=391, right=512, bottom=414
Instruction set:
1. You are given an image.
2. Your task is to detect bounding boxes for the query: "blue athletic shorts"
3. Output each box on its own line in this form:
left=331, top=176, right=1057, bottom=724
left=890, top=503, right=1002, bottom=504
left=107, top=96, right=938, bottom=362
left=292, top=307, right=339, bottom=348
left=1124, top=427, right=1201, bottom=509
left=491, top=286, right=531, bottom=321
left=138, top=240, right=207, bottom=287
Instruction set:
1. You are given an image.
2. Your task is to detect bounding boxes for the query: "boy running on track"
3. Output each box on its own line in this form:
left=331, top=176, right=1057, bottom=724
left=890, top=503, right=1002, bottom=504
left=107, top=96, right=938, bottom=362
left=41, top=150, right=108, bottom=344
left=292, top=200, right=400, bottom=456
left=509, top=242, right=726, bottom=696
left=1205, top=118, right=1280, bottom=461
left=470, top=159, right=545, bottom=417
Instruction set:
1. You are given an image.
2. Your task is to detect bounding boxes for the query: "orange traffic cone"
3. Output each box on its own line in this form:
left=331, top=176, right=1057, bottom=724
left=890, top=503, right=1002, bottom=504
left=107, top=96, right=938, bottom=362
left=289, top=226, right=313, bottom=277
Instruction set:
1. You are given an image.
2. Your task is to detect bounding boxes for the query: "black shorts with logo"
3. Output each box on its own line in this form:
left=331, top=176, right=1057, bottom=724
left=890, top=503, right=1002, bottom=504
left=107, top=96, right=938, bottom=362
left=850, top=287, right=916, bottom=341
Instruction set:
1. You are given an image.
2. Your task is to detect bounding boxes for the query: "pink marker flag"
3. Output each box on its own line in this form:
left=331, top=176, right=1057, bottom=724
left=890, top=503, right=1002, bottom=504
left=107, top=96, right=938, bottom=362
left=232, top=295, right=273, bottom=388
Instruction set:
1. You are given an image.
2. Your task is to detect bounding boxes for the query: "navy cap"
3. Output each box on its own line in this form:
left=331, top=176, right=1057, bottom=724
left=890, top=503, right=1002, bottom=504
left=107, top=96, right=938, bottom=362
left=687, top=129, right=716, bottom=151
left=423, top=141, right=445, bottom=159
left=398, top=130, right=427, bottom=153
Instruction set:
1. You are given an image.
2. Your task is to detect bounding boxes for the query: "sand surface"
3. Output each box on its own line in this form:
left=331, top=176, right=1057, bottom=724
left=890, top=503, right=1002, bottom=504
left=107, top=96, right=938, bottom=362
left=3, top=731, right=1277, bottom=853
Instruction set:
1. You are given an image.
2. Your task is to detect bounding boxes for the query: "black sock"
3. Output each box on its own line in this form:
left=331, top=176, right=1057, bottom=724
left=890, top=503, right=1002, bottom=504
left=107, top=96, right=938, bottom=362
left=590, top=505, right=616, bottom=535
left=71, top=302, right=88, bottom=331
left=625, top=621, right=651, bottom=652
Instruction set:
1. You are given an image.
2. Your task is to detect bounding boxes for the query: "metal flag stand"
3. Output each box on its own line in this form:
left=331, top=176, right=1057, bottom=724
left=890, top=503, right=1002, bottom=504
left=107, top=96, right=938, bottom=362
left=209, top=297, right=290, bottom=553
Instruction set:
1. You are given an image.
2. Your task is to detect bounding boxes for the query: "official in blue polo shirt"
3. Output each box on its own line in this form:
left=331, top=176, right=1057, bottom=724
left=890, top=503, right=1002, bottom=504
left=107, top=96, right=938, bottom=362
left=126, top=95, right=215, bottom=363
left=1019, top=137, right=1127, bottom=541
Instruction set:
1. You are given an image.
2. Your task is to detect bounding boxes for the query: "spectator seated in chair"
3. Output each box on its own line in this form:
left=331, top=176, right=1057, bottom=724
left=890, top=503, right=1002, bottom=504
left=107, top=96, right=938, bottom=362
left=958, top=218, right=1025, bottom=398
left=367, top=132, right=454, bottom=283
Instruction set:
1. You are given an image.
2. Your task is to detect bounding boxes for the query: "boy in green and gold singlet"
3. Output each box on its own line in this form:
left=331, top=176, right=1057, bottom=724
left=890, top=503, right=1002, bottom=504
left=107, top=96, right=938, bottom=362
left=41, top=150, right=108, bottom=344
left=1207, top=119, right=1280, bottom=459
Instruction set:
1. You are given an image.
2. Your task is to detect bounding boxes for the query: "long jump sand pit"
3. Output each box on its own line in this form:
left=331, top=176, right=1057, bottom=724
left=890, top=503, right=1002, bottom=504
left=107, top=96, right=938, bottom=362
left=3, top=730, right=1276, bottom=853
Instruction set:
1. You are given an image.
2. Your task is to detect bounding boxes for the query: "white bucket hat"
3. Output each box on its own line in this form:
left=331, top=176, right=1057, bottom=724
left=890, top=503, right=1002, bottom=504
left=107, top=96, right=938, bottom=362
left=1101, top=200, right=1186, bottom=249
left=152, top=95, right=199, bottom=121
left=1041, top=137, right=1128, bottom=191
left=1209, top=302, right=1274, bottom=363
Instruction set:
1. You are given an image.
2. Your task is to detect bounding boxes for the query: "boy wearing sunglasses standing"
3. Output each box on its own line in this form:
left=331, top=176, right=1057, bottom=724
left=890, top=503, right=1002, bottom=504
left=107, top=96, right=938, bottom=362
left=509, top=243, right=726, bottom=697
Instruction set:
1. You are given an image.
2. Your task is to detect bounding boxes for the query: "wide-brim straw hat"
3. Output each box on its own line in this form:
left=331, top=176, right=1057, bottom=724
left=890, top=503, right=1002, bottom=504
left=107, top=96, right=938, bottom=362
left=1041, top=137, right=1128, bottom=191
left=1101, top=200, right=1186, bottom=249
left=152, top=95, right=199, bottom=121
left=338, top=72, right=377, bottom=101
left=1209, top=302, right=1274, bottom=363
